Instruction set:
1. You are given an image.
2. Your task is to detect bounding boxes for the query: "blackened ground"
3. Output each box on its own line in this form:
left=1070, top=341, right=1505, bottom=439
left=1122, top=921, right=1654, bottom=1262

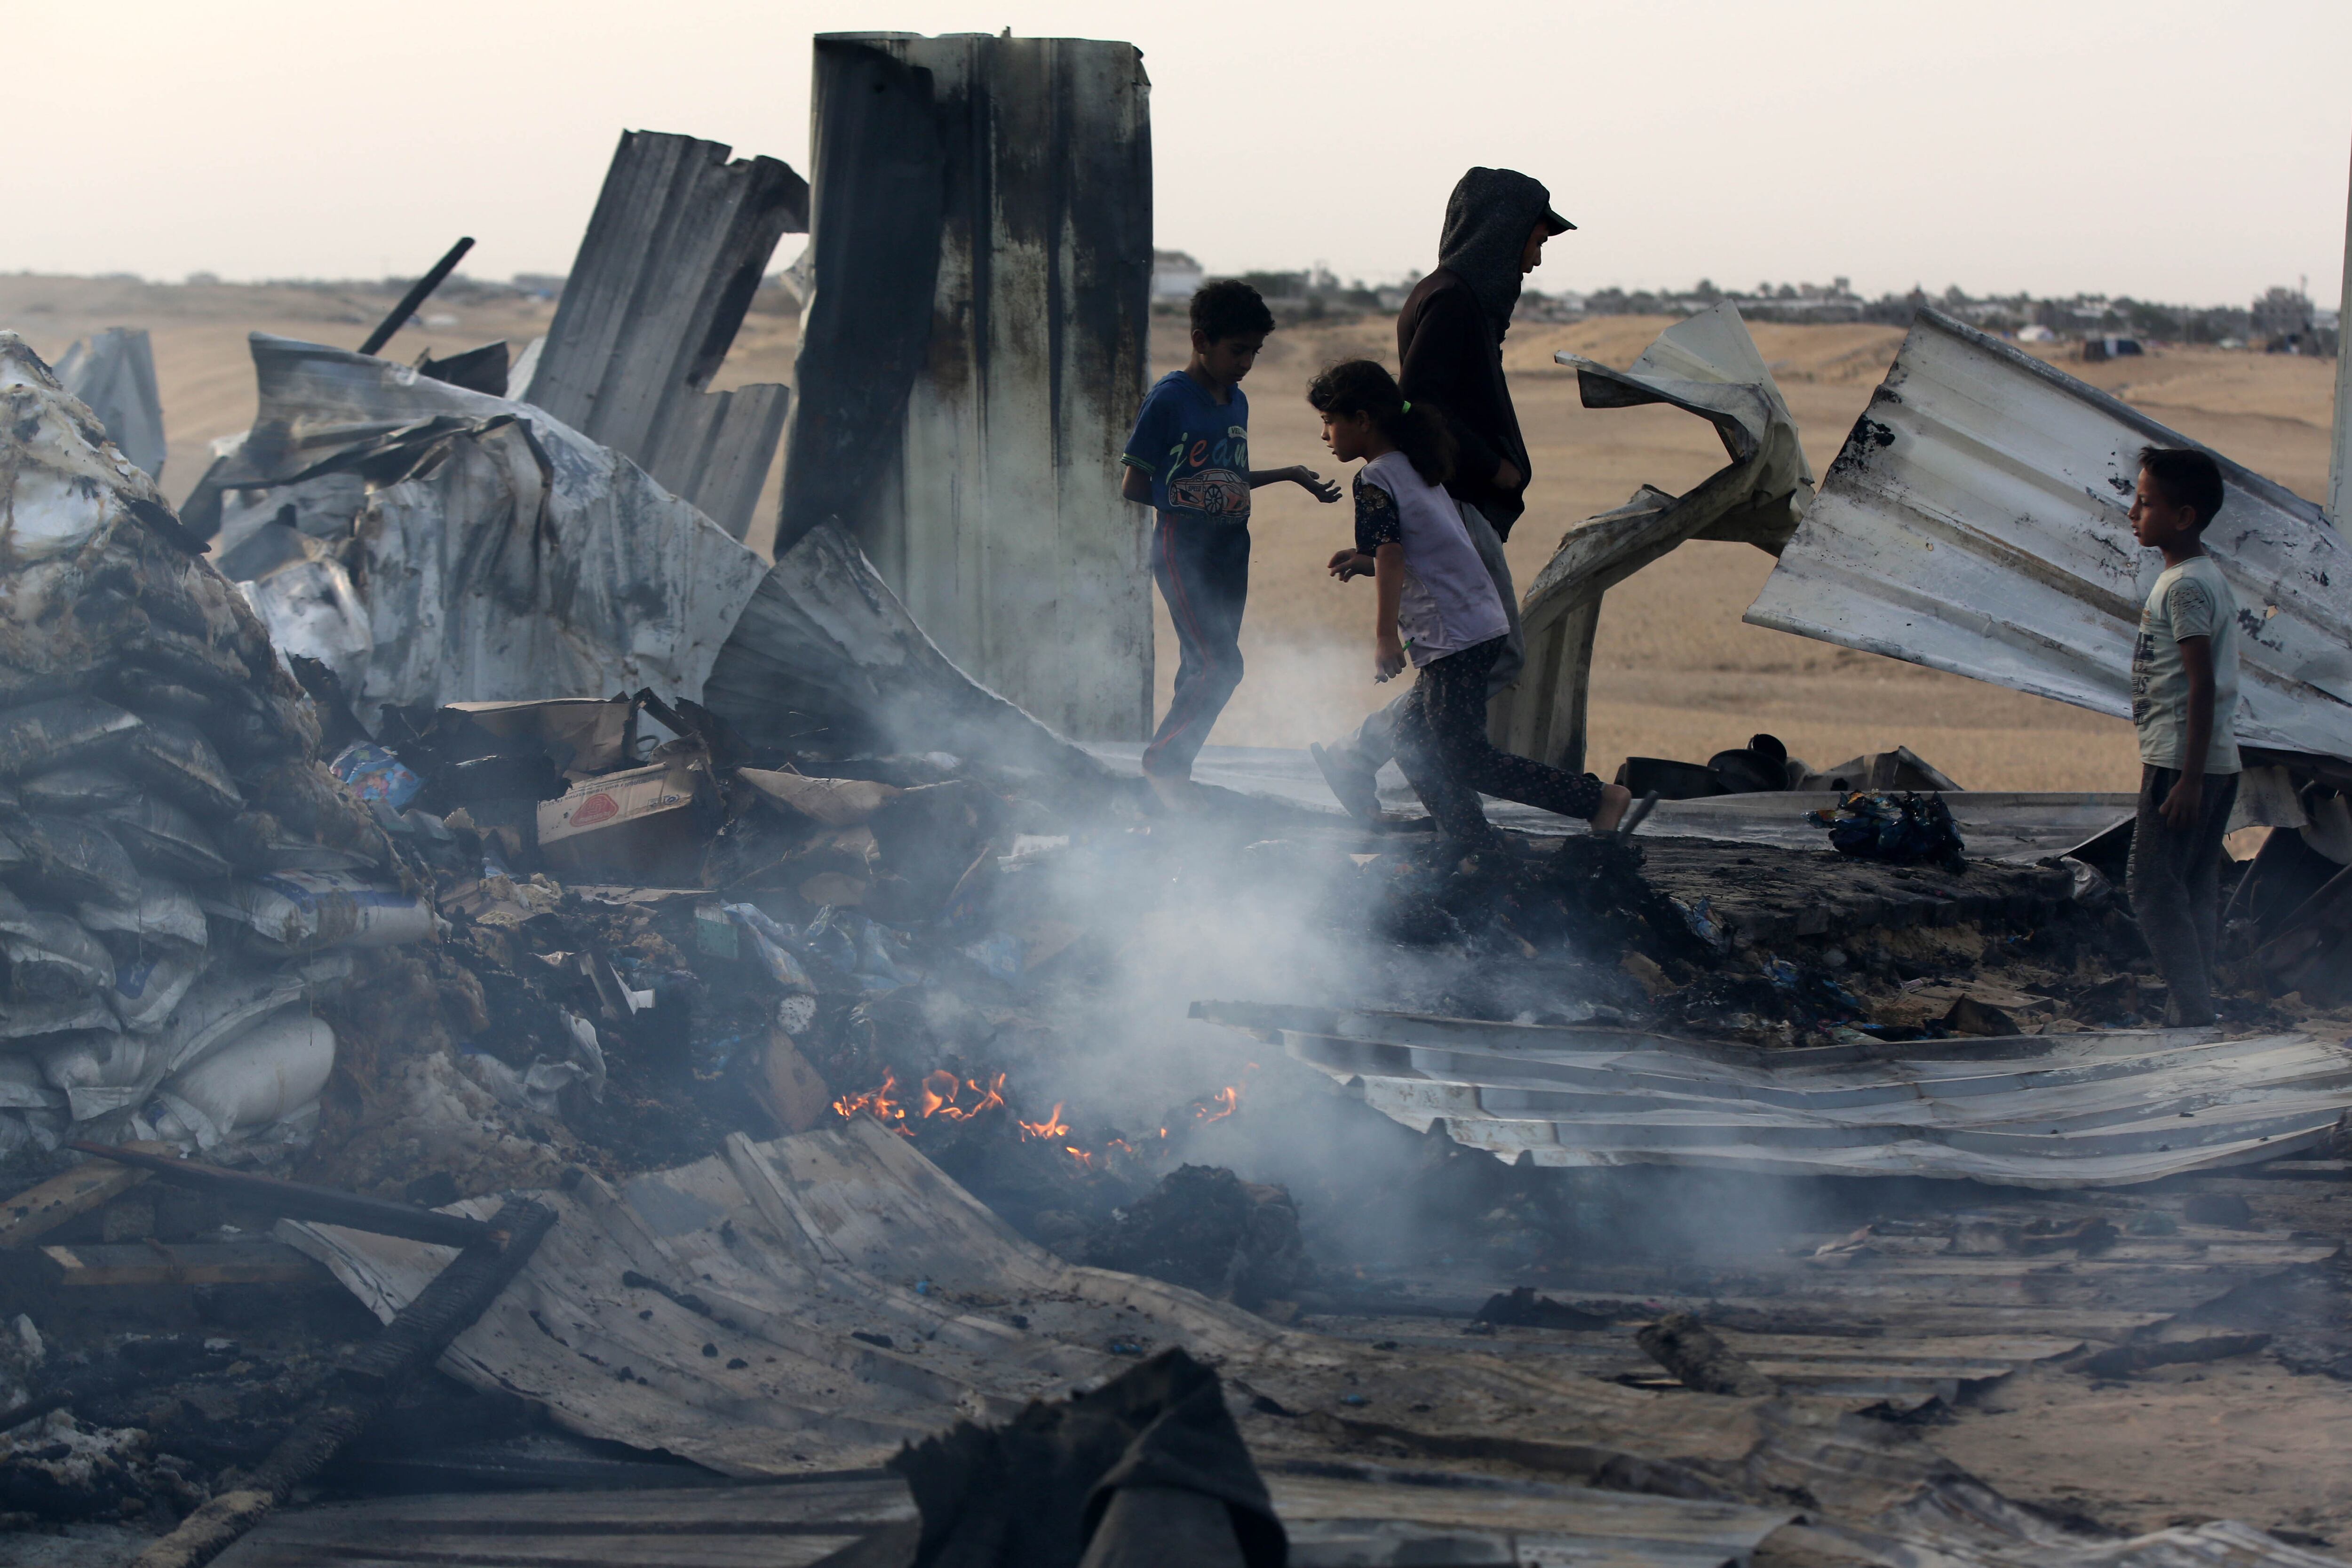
left=1080, top=1165, right=1307, bottom=1309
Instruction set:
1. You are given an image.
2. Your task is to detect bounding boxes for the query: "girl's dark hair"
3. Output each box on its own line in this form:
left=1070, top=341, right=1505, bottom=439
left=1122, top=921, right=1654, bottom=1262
left=1306, top=359, right=1455, bottom=486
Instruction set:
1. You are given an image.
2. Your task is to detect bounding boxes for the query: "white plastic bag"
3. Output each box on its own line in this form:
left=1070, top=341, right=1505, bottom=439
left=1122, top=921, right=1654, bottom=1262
left=0, top=898, right=114, bottom=1000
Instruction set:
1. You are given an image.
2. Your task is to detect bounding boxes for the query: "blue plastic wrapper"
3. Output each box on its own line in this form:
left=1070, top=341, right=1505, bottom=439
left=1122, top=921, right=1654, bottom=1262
left=329, top=741, right=422, bottom=812
left=1807, top=790, right=1965, bottom=871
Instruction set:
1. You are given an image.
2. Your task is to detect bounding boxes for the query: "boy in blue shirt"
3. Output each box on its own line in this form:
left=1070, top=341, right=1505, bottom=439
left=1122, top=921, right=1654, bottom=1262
left=1121, top=280, right=1338, bottom=792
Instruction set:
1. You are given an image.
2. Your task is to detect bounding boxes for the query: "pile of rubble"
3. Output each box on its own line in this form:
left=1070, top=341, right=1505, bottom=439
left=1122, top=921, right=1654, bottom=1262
left=0, top=336, right=430, bottom=1167
left=5, top=51, right=2352, bottom=1559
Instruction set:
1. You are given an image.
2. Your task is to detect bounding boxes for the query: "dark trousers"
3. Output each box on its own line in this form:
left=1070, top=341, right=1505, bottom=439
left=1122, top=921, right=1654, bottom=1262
left=2127, top=764, right=2240, bottom=1026
left=1143, top=516, right=1249, bottom=780
left=1394, top=636, right=1604, bottom=841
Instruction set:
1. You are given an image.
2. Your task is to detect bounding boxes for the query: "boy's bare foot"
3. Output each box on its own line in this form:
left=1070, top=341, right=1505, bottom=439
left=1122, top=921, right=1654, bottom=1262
left=1589, top=782, right=1633, bottom=834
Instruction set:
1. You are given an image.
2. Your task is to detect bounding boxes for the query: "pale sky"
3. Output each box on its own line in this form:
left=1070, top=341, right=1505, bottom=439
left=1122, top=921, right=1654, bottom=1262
left=7, top=0, right=2347, bottom=307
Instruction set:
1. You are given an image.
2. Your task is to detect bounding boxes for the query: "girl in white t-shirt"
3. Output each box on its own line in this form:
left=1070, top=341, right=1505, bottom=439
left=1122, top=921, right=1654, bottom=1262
left=1311, top=360, right=1628, bottom=843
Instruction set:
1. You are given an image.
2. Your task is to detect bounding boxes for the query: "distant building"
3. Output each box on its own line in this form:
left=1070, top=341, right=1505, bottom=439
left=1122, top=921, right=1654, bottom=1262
left=1151, top=250, right=1204, bottom=300
left=2252, top=286, right=2316, bottom=352
left=1513, top=289, right=1588, bottom=323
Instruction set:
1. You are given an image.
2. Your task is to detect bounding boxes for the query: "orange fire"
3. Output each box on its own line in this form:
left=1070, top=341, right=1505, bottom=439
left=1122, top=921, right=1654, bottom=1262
left=832, top=1070, right=1247, bottom=1168
left=918, top=1070, right=1008, bottom=1121
left=837, top=1069, right=1013, bottom=1137
left=831, top=1071, right=914, bottom=1136
left=1017, top=1101, right=1071, bottom=1141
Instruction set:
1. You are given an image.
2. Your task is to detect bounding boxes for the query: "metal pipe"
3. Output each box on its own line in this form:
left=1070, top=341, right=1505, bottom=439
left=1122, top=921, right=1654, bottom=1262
left=358, top=237, right=476, bottom=358
left=1617, top=789, right=1661, bottom=838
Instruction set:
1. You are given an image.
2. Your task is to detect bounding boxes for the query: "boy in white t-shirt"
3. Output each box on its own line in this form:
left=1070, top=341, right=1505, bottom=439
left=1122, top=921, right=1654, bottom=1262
left=2125, top=446, right=2241, bottom=1026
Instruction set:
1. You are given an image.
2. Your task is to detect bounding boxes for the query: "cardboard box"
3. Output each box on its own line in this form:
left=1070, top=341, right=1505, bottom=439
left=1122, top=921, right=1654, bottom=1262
left=450, top=696, right=636, bottom=778
left=536, top=759, right=714, bottom=884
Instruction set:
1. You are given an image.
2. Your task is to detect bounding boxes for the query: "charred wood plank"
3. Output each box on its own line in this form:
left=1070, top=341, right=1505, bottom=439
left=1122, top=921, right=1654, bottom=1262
left=37, top=1241, right=327, bottom=1288
left=127, top=1198, right=556, bottom=1568
left=68, top=1142, right=495, bottom=1249
left=0, top=1141, right=168, bottom=1247
left=1634, top=1312, right=1778, bottom=1398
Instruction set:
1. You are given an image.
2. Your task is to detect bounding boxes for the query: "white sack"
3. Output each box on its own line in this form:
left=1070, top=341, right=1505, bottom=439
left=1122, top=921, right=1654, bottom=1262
left=154, top=1012, right=335, bottom=1147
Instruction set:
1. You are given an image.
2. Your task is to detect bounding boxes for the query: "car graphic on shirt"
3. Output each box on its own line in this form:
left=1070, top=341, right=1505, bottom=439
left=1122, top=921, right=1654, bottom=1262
left=1168, top=469, right=1250, bottom=518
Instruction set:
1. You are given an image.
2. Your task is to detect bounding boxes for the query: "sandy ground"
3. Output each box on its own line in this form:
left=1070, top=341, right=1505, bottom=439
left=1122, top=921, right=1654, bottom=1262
left=0, top=275, right=2336, bottom=792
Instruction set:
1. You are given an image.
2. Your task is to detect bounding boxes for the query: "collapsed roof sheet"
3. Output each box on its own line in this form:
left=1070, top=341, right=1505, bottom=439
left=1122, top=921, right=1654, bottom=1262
left=1745, top=310, right=2352, bottom=761
left=209, top=1465, right=1798, bottom=1568
left=1498, top=304, right=1813, bottom=770
left=523, top=130, right=807, bottom=541
left=279, top=1116, right=2338, bottom=1566
left=189, top=334, right=767, bottom=723
left=1196, top=1003, right=2352, bottom=1186
left=284, top=1119, right=1757, bottom=1480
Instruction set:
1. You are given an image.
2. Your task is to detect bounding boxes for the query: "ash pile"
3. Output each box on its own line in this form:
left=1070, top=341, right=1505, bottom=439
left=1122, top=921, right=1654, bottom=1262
left=0, top=335, right=429, bottom=1167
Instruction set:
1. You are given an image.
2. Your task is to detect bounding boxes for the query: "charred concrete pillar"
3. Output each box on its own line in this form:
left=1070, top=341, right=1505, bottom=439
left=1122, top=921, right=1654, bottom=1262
left=780, top=32, right=1153, bottom=742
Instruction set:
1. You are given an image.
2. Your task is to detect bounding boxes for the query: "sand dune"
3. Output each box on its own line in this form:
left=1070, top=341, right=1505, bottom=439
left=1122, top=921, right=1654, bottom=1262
left=0, top=274, right=2333, bottom=793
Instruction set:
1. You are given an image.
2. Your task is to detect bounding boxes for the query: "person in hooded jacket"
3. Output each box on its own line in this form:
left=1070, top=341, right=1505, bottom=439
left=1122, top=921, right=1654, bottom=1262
left=1311, top=168, right=1627, bottom=828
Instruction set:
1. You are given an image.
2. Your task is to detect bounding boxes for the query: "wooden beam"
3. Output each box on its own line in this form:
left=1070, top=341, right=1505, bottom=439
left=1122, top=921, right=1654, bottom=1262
left=0, top=1142, right=170, bottom=1248
left=69, top=1142, right=496, bottom=1249
left=37, top=1241, right=330, bottom=1289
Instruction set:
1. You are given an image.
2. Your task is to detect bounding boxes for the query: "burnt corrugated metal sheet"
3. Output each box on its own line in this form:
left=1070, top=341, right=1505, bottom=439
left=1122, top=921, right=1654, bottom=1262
left=786, top=33, right=1154, bottom=742
left=524, top=130, right=807, bottom=541
left=54, top=327, right=165, bottom=481
left=187, top=334, right=769, bottom=723
left=207, top=1467, right=1800, bottom=1568
left=1745, top=309, right=2352, bottom=761
left=1494, top=305, right=1812, bottom=770
left=700, top=519, right=1109, bottom=786
left=1196, top=1002, right=2352, bottom=1186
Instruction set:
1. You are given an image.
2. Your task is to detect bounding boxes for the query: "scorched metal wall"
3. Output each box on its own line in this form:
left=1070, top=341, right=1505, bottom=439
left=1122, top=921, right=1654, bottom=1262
left=787, top=33, right=1153, bottom=741
left=1746, top=309, right=2352, bottom=761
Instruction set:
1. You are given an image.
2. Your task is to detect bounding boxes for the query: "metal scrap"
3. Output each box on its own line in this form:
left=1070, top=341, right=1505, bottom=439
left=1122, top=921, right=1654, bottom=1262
left=520, top=132, right=807, bottom=541
left=1746, top=307, right=2352, bottom=765
left=1494, top=304, right=1815, bottom=771
left=785, top=33, right=1155, bottom=740
left=1198, top=1002, right=2352, bottom=1183
left=53, top=327, right=167, bottom=482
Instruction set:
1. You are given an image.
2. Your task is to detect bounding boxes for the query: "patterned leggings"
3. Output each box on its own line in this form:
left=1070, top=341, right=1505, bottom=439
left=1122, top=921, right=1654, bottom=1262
left=1395, top=637, right=1605, bottom=840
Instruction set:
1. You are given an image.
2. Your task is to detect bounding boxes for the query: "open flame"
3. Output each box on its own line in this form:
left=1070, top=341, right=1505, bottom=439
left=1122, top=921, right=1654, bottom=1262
left=1016, top=1101, right=1070, bottom=1141
left=831, top=1070, right=910, bottom=1131
left=921, top=1069, right=1007, bottom=1121
left=831, top=1068, right=1248, bottom=1165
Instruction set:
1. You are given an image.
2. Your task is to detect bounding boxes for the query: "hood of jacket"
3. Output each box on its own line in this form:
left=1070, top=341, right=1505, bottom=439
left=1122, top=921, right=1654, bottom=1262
left=1437, top=167, right=1557, bottom=338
